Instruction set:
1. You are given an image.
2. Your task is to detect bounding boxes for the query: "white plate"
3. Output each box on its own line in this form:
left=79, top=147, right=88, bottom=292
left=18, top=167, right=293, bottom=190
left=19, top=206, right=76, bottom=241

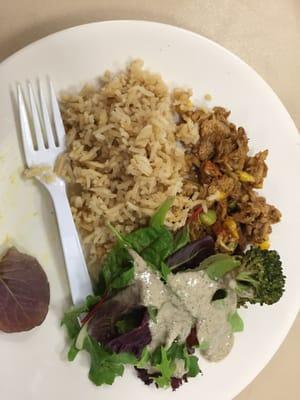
left=0, top=20, right=299, bottom=400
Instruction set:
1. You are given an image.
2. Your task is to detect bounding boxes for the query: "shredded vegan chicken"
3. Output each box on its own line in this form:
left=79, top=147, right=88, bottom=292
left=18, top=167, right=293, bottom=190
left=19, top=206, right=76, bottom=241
left=178, top=105, right=281, bottom=252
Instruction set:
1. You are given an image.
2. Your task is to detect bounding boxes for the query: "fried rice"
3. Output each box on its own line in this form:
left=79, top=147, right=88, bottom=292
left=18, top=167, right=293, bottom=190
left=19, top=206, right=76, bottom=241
left=55, top=60, right=202, bottom=277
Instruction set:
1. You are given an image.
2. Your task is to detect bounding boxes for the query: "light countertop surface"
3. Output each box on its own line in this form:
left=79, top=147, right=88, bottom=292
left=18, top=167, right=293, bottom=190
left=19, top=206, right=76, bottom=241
left=0, top=1, right=299, bottom=399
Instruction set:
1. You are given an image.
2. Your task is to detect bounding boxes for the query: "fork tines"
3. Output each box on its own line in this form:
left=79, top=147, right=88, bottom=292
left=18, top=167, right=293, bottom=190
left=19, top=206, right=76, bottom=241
left=17, top=79, right=65, bottom=166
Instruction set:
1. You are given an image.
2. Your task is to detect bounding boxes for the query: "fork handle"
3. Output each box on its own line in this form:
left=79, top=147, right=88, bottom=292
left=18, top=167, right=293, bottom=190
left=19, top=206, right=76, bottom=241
left=47, top=181, right=93, bottom=305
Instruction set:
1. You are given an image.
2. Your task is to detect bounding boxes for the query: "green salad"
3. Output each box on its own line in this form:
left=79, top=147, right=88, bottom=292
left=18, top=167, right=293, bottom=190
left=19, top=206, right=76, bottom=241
left=62, top=198, right=285, bottom=391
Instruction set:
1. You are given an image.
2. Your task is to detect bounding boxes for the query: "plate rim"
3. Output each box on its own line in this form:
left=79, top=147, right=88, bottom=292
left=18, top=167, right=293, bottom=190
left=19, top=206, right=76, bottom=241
left=0, top=19, right=298, bottom=135
left=0, top=19, right=299, bottom=400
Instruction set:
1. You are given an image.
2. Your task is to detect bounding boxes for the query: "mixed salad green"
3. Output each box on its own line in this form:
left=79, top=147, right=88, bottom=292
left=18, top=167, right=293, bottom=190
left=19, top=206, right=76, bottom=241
left=62, top=198, right=285, bottom=390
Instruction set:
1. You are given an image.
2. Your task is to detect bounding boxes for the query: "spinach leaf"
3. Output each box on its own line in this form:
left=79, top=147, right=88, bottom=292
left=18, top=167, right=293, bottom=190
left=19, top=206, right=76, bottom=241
left=125, top=226, right=173, bottom=277
left=97, top=245, right=134, bottom=295
left=150, top=197, right=175, bottom=228
left=104, top=223, right=173, bottom=285
left=111, top=266, right=134, bottom=289
left=126, top=227, right=173, bottom=257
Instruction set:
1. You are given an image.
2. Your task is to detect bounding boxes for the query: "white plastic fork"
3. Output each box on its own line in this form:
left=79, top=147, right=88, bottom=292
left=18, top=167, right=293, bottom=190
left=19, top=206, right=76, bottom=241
left=17, top=80, right=93, bottom=306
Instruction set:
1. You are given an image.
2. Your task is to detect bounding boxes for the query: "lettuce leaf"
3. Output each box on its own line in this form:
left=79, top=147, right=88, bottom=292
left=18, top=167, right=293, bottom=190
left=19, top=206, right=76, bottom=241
left=150, top=197, right=175, bottom=228
left=88, top=285, right=141, bottom=343
left=83, top=336, right=137, bottom=386
left=136, top=342, right=201, bottom=390
left=105, top=225, right=174, bottom=284
left=106, top=310, right=151, bottom=358
left=97, top=245, right=134, bottom=296
left=62, top=285, right=151, bottom=383
left=228, top=311, right=244, bottom=332
left=125, top=226, right=173, bottom=273
left=172, top=225, right=190, bottom=253
left=61, top=294, right=100, bottom=339
left=104, top=197, right=175, bottom=284
left=166, top=236, right=215, bottom=272
left=153, top=347, right=176, bottom=388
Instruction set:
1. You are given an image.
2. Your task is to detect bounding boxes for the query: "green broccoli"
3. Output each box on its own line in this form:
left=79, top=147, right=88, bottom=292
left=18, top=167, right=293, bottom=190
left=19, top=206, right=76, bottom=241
left=232, top=247, right=286, bottom=307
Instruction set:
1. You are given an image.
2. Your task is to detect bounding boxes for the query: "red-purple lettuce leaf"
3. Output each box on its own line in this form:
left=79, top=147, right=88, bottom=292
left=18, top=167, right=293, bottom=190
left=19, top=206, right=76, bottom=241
left=0, top=247, right=50, bottom=333
left=88, top=283, right=151, bottom=358
left=135, top=368, right=188, bottom=391
left=166, top=235, right=215, bottom=272
left=106, top=310, right=151, bottom=358
left=88, top=284, right=141, bottom=343
left=186, top=326, right=199, bottom=352
left=170, top=375, right=188, bottom=391
left=135, top=367, right=159, bottom=386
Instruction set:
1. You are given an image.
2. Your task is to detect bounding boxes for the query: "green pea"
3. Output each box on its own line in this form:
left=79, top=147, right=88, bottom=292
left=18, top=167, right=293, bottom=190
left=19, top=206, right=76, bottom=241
left=199, top=209, right=217, bottom=226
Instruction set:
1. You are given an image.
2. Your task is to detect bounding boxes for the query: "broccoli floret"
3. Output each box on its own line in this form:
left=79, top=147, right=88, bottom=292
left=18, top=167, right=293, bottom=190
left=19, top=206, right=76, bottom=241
left=233, top=247, right=286, bottom=307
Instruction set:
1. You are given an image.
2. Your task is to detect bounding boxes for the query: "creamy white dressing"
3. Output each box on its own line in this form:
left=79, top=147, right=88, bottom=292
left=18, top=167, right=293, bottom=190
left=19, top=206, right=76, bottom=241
left=168, top=271, right=236, bottom=362
left=129, top=249, right=237, bottom=368
left=196, top=294, right=235, bottom=361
